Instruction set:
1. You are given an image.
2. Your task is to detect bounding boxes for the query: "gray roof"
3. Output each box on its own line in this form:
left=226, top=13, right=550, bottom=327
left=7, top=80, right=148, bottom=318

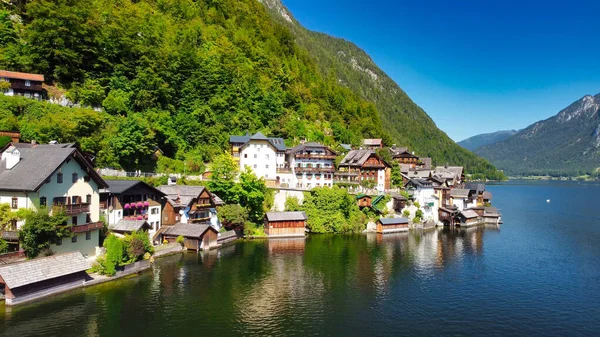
left=229, top=132, right=286, bottom=151
left=339, top=149, right=390, bottom=167
left=421, top=158, right=432, bottom=170
left=379, top=217, right=409, bottom=225
left=110, top=219, right=150, bottom=233
left=408, top=170, right=432, bottom=179
left=460, top=210, right=479, bottom=219
left=212, top=193, right=225, bottom=206
left=407, top=178, right=432, bottom=188
left=435, top=166, right=464, bottom=179
left=483, top=191, right=493, bottom=200
left=389, top=146, right=408, bottom=155
left=0, top=251, right=90, bottom=289
left=287, top=142, right=336, bottom=155
left=362, top=139, right=382, bottom=146
left=101, top=179, right=166, bottom=196
left=164, top=223, right=215, bottom=238
left=340, top=144, right=352, bottom=151
left=0, top=143, right=107, bottom=191
left=265, top=211, right=307, bottom=222
left=466, top=182, right=486, bottom=194
left=450, top=188, right=470, bottom=198
left=158, top=185, right=206, bottom=207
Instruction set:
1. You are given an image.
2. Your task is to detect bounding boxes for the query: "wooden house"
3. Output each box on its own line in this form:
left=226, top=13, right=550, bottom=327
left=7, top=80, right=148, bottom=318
left=356, top=194, right=372, bottom=208
left=336, top=149, right=392, bottom=192
left=0, top=252, right=90, bottom=306
left=392, top=194, right=408, bottom=211
left=264, top=211, right=307, bottom=238
left=362, top=138, right=383, bottom=149
left=0, top=70, right=44, bottom=100
left=160, top=223, right=219, bottom=251
left=458, top=209, right=481, bottom=227
left=389, top=146, right=420, bottom=168
left=158, top=185, right=224, bottom=230
left=377, top=217, right=409, bottom=234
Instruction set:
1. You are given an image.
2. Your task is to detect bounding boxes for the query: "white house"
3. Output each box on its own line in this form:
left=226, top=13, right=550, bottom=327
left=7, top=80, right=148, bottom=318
left=406, top=179, right=437, bottom=221
left=285, top=142, right=337, bottom=189
left=0, top=143, right=108, bottom=258
left=237, top=132, right=286, bottom=185
left=100, top=180, right=166, bottom=239
left=449, top=188, right=470, bottom=211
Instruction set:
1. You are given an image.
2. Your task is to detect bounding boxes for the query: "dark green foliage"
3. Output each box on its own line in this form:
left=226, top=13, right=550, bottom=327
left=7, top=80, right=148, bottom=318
left=0, top=135, right=12, bottom=148
left=101, top=234, right=124, bottom=276
left=97, top=231, right=152, bottom=276
left=284, top=196, right=301, bottom=211
left=0, top=238, right=8, bottom=254
left=217, top=204, right=249, bottom=228
left=124, top=231, right=153, bottom=263
left=18, top=209, right=70, bottom=258
left=302, top=186, right=365, bottom=233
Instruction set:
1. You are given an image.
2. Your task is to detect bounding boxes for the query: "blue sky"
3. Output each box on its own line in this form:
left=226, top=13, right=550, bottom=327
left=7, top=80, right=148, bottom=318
left=282, top=0, right=600, bottom=141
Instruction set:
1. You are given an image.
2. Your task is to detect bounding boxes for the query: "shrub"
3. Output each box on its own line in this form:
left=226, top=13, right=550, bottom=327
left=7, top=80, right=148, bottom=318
left=415, top=209, right=424, bottom=218
left=176, top=235, right=184, bottom=247
left=402, top=210, right=410, bottom=218
left=414, top=201, right=421, bottom=208
left=0, top=238, right=8, bottom=254
left=412, top=216, right=422, bottom=223
left=123, top=231, right=154, bottom=262
left=102, top=234, right=124, bottom=276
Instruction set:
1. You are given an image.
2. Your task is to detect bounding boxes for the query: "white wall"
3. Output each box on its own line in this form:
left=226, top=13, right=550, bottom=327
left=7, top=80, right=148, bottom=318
left=377, top=169, right=386, bottom=192
left=239, top=141, right=277, bottom=180
left=50, top=230, right=99, bottom=258
left=289, top=156, right=334, bottom=189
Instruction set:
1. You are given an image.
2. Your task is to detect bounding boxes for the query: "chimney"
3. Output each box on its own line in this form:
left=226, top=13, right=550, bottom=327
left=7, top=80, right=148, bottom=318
left=6, top=149, right=20, bottom=170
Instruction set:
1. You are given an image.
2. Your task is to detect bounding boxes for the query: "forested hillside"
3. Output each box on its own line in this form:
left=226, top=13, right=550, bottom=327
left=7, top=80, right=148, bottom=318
left=458, top=130, right=518, bottom=151
left=476, top=94, right=600, bottom=176
left=0, top=0, right=503, bottom=178
left=260, top=0, right=504, bottom=179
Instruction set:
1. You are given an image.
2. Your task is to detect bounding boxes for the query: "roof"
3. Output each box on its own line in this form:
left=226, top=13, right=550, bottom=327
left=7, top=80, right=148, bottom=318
left=482, top=191, right=493, bottom=200
left=101, top=179, right=166, bottom=196
left=0, top=70, right=44, bottom=82
left=0, top=252, right=90, bottom=289
left=484, top=206, right=500, bottom=216
left=287, top=142, right=336, bottom=155
left=163, top=223, right=215, bottom=238
left=421, top=157, right=432, bottom=170
left=229, top=132, right=286, bottom=151
left=158, top=185, right=208, bottom=207
left=391, top=193, right=407, bottom=201
left=466, top=182, right=486, bottom=194
left=265, top=211, right=308, bottom=222
left=407, top=178, right=432, bottom=188
left=110, top=219, right=150, bottom=233
left=408, top=170, right=432, bottom=179
left=362, top=139, right=382, bottom=146
left=212, top=193, right=225, bottom=206
left=355, top=193, right=371, bottom=199
left=0, top=143, right=107, bottom=191
left=389, top=146, right=408, bottom=155
left=460, top=210, right=479, bottom=219
left=339, top=149, right=390, bottom=168
left=379, top=217, right=409, bottom=225
left=450, top=188, right=470, bottom=198
left=340, top=144, right=352, bottom=151
left=435, top=166, right=464, bottom=179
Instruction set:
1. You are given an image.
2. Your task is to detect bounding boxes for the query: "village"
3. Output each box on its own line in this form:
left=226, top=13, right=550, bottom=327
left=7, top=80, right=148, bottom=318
left=0, top=70, right=501, bottom=307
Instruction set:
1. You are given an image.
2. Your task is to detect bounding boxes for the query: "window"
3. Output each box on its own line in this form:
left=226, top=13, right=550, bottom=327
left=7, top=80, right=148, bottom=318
left=72, top=172, right=78, bottom=183
left=86, top=194, right=91, bottom=204
left=266, top=165, right=269, bottom=169
left=40, top=196, right=47, bottom=207
left=253, top=164, right=257, bottom=168
left=244, top=154, right=248, bottom=158
left=56, top=238, right=62, bottom=246
left=57, top=172, right=63, bottom=184
left=11, top=197, right=18, bottom=209
left=86, top=231, right=91, bottom=240
left=254, top=154, right=257, bottom=159
left=25, top=80, right=31, bottom=87
left=72, top=235, right=78, bottom=243
left=86, top=214, right=91, bottom=223
left=72, top=216, right=78, bottom=225
left=151, top=208, right=159, bottom=215
left=72, top=196, right=79, bottom=204
left=117, top=211, right=121, bottom=217
left=266, top=154, right=269, bottom=159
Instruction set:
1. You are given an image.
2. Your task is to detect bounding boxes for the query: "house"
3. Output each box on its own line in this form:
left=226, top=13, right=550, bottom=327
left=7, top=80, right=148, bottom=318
left=391, top=193, right=408, bottom=212
left=158, top=185, right=223, bottom=230
left=285, top=142, right=336, bottom=189
left=356, top=194, right=372, bottom=208
left=160, top=223, right=218, bottom=251
left=336, top=149, right=392, bottom=192
left=449, top=188, right=470, bottom=211
left=376, top=217, right=409, bottom=233
left=0, top=251, right=90, bottom=306
left=362, top=138, right=383, bottom=149
left=0, top=70, right=44, bottom=100
left=483, top=191, right=493, bottom=204
left=0, top=143, right=108, bottom=258
left=100, top=179, right=166, bottom=237
left=483, top=206, right=501, bottom=225
left=434, top=166, right=464, bottom=186
left=340, top=144, right=353, bottom=152
left=438, top=206, right=459, bottom=226
left=465, top=182, right=487, bottom=207
left=109, top=219, right=151, bottom=236
left=419, top=157, right=432, bottom=170
left=264, top=211, right=307, bottom=238
left=389, top=146, right=420, bottom=169
left=405, top=179, right=437, bottom=221
left=230, top=132, right=286, bottom=186
left=458, top=209, right=481, bottom=227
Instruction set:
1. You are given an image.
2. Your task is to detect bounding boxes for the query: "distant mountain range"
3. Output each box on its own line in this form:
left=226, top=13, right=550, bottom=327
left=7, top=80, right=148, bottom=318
left=475, top=94, right=600, bottom=176
left=459, top=130, right=519, bottom=151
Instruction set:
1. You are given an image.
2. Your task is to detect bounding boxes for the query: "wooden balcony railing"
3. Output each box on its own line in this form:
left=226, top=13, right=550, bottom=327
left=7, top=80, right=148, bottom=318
left=295, top=153, right=337, bottom=159
left=53, top=203, right=91, bottom=215
left=295, top=166, right=335, bottom=173
left=71, top=221, right=103, bottom=233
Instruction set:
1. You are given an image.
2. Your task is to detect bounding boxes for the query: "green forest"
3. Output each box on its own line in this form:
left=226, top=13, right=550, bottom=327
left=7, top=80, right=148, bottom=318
left=0, top=0, right=503, bottom=178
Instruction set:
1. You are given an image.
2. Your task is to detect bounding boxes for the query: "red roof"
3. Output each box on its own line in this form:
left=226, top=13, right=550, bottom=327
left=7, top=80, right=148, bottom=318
left=0, top=70, right=44, bottom=82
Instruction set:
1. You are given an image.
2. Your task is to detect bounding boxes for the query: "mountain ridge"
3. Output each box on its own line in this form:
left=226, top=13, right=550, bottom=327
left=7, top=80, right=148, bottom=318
left=475, top=93, right=600, bottom=176
left=458, top=130, right=519, bottom=151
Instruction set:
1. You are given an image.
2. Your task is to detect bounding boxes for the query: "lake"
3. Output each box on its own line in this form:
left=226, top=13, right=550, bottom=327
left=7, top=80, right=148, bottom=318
left=1, top=180, right=600, bottom=336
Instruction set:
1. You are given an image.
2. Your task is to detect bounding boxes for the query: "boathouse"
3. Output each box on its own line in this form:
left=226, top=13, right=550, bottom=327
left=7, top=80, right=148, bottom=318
left=109, top=219, right=151, bottom=235
left=458, top=209, right=480, bottom=227
left=264, top=211, right=307, bottom=237
left=0, top=252, right=90, bottom=306
left=356, top=194, right=372, bottom=208
left=376, top=217, right=409, bottom=234
left=161, top=223, right=218, bottom=251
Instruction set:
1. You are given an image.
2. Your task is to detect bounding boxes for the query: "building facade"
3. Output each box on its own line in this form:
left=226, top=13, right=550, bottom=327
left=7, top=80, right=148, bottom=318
left=336, top=149, right=392, bottom=192
left=0, top=70, right=44, bottom=100
left=285, top=142, right=336, bottom=189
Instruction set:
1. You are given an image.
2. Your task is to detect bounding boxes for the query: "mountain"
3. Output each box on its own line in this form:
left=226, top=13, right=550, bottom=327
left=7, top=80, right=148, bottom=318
left=475, top=94, right=600, bottom=176
left=458, top=130, right=519, bottom=151
left=259, top=0, right=504, bottom=179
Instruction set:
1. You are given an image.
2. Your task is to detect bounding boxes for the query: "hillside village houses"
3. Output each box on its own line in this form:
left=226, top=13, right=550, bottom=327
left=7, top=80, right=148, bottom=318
left=0, top=142, right=108, bottom=258
left=0, top=70, right=44, bottom=100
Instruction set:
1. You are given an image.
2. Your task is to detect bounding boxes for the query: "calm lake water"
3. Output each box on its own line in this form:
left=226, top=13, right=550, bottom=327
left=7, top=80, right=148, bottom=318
left=1, top=180, right=600, bottom=336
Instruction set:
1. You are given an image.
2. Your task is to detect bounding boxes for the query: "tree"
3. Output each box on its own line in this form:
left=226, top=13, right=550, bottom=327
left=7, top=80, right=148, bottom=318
left=18, top=209, right=70, bottom=258
left=302, top=186, right=365, bottom=233
left=284, top=196, right=301, bottom=211
left=217, top=204, right=248, bottom=229
left=391, top=162, right=403, bottom=187
left=360, top=179, right=376, bottom=190
left=402, top=210, right=410, bottom=218
left=101, top=234, right=124, bottom=276
left=208, top=152, right=241, bottom=204
left=109, top=114, right=157, bottom=170
left=0, top=203, right=18, bottom=231
left=238, top=167, right=267, bottom=224
left=0, top=238, right=8, bottom=254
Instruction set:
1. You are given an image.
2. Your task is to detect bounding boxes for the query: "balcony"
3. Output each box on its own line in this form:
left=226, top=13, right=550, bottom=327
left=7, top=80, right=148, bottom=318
left=53, top=203, right=90, bottom=215
left=71, top=221, right=103, bottom=233
left=277, top=167, right=292, bottom=173
left=295, top=153, right=337, bottom=160
left=334, top=171, right=359, bottom=177
left=295, top=166, right=335, bottom=173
